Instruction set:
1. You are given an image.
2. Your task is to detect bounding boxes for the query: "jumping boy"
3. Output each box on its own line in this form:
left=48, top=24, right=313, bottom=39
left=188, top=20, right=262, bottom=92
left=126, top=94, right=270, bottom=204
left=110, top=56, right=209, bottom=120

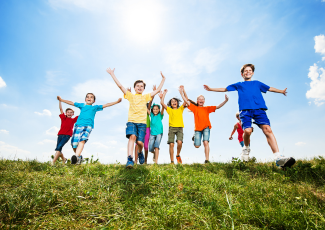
left=179, top=85, right=228, bottom=163
left=57, top=94, right=122, bottom=164
left=52, top=97, right=78, bottom=165
left=106, top=68, right=165, bottom=168
left=160, top=89, right=187, bottom=164
left=204, top=64, right=296, bottom=168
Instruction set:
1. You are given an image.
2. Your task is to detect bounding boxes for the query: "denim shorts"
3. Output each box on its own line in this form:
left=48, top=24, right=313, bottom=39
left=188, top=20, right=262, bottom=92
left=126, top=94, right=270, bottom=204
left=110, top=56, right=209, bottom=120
left=194, top=127, right=210, bottom=146
left=239, top=109, right=270, bottom=130
left=55, top=135, right=71, bottom=151
left=126, top=122, right=147, bottom=143
left=149, top=134, right=163, bottom=152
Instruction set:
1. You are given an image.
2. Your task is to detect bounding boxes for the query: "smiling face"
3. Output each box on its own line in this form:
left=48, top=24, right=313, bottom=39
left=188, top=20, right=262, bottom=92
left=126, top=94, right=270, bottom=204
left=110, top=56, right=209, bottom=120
left=66, top=109, right=74, bottom=118
left=153, top=105, right=160, bottom=115
left=241, top=66, right=254, bottom=81
left=85, top=93, right=95, bottom=105
left=197, top=95, right=205, bottom=107
left=171, top=98, right=178, bottom=109
left=134, top=82, right=145, bottom=94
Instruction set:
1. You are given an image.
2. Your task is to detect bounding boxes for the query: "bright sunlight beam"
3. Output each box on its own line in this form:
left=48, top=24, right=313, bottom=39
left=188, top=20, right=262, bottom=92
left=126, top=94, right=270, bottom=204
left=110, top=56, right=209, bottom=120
left=120, top=0, right=164, bottom=44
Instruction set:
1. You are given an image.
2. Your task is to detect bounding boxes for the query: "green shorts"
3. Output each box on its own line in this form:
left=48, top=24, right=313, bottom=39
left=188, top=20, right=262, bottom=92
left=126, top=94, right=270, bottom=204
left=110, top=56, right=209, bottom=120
left=167, top=127, right=183, bottom=144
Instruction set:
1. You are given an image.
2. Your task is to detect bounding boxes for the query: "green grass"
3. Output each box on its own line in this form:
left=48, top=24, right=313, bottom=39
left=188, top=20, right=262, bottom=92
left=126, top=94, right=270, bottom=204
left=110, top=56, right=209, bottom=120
left=0, top=157, right=325, bottom=229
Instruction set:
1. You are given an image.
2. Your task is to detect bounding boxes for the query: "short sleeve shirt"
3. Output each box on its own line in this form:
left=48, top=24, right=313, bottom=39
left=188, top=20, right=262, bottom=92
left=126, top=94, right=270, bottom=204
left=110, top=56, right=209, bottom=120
left=74, top=103, right=103, bottom=128
left=166, top=105, right=185, bottom=128
left=57, top=114, right=78, bottom=136
left=226, top=80, right=270, bottom=111
left=188, top=103, right=216, bottom=131
left=125, top=91, right=152, bottom=124
left=150, top=112, right=164, bottom=135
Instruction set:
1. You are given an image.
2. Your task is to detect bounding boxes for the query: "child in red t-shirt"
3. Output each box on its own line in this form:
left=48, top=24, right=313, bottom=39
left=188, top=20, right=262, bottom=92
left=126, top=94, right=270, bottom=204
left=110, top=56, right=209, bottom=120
left=52, top=98, right=78, bottom=165
left=229, top=112, right=244, bottom=147
left=179, top=85, right=228, bottom=163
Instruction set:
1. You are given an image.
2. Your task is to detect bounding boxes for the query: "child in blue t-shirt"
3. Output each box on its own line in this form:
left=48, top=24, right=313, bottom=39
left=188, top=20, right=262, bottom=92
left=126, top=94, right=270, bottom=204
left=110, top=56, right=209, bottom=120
left=147, top=92, right=165, bottom=164
left=58, top=94, right=122, bottom=164
left=203, top=64, right=295, bottom=168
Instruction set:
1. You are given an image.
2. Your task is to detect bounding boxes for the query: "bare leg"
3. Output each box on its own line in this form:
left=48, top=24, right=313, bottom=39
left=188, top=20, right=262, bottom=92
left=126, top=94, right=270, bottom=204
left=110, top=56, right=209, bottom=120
left=60, top=152, right=66, bottom=164
left=155, top=148, right=159, bottom=164
left=134, top=144, right=138, bottom=164
left=169, top=143, right=174, bottom=162
left=260, top=125, right=279, bottom=153
left=176, top=140, right=182, bottom=156
left=144, top=149, right=148, bottom=164
left=244, top=128, right=253, bottom=146
left=73, top=148, right=77, bottom=153
left=203, top=141, right=210, bottom=161
left=128, top=135, right=136, bottom=158
left=75, top=141, right=85, bottom=157
left=52, top=151, right=61, bottom=164
left=137, top=141, right=144, bottom=154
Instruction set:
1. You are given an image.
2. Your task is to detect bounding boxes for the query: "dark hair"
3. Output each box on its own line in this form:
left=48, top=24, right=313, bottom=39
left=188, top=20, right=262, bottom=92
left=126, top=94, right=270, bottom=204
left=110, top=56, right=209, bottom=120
left=151, top=104, right=161, bottom=114
left=85, top=93, right=96, bottom=101
left=240, top=64, right=255, bottom=74
left=134, top=80, right=146, bottom=89
left=188, top=99, right=198, bottom=106
left=167, top=97, right=182, bottom=108
left=66, top=108, right=74, bottom=113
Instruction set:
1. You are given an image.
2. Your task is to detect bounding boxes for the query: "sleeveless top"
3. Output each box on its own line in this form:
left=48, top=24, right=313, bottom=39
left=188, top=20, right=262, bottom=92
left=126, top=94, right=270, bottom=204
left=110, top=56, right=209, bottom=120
left=236, top=122, right=244, bottom=142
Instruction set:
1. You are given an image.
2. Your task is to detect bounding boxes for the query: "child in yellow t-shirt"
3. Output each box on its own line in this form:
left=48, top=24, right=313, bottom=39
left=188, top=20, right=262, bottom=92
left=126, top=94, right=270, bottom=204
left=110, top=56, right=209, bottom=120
left=160, top=89, right=187, bottom=164
left=107, top=68, right=166, bottom=168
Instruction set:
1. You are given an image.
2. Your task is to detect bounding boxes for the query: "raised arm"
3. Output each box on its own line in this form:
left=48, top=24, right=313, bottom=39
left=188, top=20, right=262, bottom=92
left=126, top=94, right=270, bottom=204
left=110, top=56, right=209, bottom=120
left=216, top=94, right=229, bottom=109
left=161, top=106, right=165, bottom=116
left=57, top=96, right=74, bottom=106
left=179, top=86, right=190, bottom=107
left=106, top=68, right=127, bottom=95
left=103, top=98, right=122, bottom=109
left=58, top=97, right=64, bottom=114
left=268, top=87, right=287, bottom=96
left=151, top=72, right=166, bottom=97
left=159, top=89, right=168, bottom=110
left=229, top=123, right=238, bottom=140
left=204, top=85, right=227, bottom=92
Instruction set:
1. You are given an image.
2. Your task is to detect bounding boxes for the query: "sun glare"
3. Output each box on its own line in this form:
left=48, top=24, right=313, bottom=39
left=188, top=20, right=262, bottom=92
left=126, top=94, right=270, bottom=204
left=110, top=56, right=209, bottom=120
left=120, top=0, right=164, bottom=43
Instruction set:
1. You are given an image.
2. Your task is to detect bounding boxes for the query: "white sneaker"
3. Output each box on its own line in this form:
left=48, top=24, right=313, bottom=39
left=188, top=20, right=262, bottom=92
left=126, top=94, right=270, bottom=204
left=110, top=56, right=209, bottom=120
left=76, top=155, right=83, bottom=165
left=241, top=146, right=250, bottom=162
left=276, top=156, right=296, bottom=168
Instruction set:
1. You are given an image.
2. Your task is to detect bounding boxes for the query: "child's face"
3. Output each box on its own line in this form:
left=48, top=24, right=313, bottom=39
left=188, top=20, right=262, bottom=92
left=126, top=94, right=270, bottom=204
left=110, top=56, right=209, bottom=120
left=85, top=94, right=95, bottom=105
left=197, top=96, right=205, bottom=106
left=241, top=66, right=254, bottom=80
left=66, top=110, right=74, bottom=118
left=134, top=83, right=145, bottom=94
left=171, top=99, right=178, bottom=109
left=153, top=106, right=159, bottom=115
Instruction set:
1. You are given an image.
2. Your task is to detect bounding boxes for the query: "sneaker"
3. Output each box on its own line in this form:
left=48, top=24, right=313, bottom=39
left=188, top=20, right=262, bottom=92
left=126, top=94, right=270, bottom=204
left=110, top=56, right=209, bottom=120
left=170, top=161, right=174, bottom=165
left=71, top=155, right=77, bottom=164
left=240, top=146, right=250, bottom=162
left=138, top=151, right=145, bottom=164
left=204, top=160, right=210, bottom=164
left=126, top=156, right=134, bottom=168
left=76, top=155, right=83, bottom=165
left=176, top=155, right=182, bottom=164
left=276, top=156, right=296, bottom=168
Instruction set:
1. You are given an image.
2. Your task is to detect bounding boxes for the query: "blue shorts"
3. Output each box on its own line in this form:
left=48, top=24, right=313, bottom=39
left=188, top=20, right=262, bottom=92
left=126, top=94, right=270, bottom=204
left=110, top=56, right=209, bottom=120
left=239, top=109, right=270, bottom=130
left=126, top=122, right=146, bottom=143
left=71, top=125, right=92, bottom=149
left=55, top=135, right=71, bottom=151
left=149, top=134, right=163, bottom=152
left=194, top=127, right=210, bottom=146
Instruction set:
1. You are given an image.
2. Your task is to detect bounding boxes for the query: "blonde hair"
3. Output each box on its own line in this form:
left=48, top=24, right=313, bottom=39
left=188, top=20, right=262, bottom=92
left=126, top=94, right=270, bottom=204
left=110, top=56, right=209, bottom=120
left=197, top=95, right=205, bottom=100
left=236, top=112, right=240, bottom=118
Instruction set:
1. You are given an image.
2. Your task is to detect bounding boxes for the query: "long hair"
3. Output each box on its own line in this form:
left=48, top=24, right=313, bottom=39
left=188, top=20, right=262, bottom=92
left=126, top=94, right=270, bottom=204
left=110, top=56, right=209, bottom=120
left=167, top=97, right=182, bottom=108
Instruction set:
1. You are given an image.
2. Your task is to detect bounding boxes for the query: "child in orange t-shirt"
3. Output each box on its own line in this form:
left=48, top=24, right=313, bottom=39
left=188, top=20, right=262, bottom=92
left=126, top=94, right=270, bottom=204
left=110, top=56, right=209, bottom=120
left=179, top=85, right=228, bottom=163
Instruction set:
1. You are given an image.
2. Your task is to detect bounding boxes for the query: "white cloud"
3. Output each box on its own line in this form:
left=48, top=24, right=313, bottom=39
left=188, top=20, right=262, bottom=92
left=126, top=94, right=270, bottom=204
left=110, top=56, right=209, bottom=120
left=0, top=130, right=9, bottom=134
left=38, top=139, right=56, bottom=145
left=35, top=109, right=52, bottom=116
left=46, top=126, right=60, bottom=136
left=0, top=76, right=6, bottom=88
left=314, top=35, right=325, bottom=56
left=295, top=142, right=306, bottom=146
left=0, top=141, right=30, bottom=159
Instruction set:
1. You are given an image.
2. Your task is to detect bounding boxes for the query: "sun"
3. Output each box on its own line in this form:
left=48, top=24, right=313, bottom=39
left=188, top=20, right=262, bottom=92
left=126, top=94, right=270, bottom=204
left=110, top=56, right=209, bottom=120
left=120, top=0, right=165, bottom=44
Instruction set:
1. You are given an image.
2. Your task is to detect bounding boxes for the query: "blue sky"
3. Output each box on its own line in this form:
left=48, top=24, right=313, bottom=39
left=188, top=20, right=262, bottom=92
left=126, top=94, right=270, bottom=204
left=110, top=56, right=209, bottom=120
left=1, top=0, right=325, bottom=164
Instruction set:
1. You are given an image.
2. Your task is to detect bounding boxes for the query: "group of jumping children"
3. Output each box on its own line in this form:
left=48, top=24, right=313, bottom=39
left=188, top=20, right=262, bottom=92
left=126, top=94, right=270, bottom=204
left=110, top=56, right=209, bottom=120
left=52, top=63, right=296, bottom=169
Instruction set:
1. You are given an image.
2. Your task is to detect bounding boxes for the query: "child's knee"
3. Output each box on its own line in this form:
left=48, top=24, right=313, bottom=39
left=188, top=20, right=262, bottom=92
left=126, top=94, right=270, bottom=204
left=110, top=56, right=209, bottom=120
left=177, top=140, right=182, bottom=145
left=203, top=141, right=209, bottom=147
left=129, top=135, right=137, bottom=141
left=137, top=141, right=144, bottom=146
left=195, top=145, right=200, bottom=148
left=169, top=143, right=175, bottom=147
left=244, top=128, right=253, bottom=135
left=262, top=125, right=272, bottom=134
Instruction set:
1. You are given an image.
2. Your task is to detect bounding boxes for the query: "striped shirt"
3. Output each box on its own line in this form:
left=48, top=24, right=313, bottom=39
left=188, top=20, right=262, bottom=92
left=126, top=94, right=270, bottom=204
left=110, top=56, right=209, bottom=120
left=125, top=91, right=152, bottom=124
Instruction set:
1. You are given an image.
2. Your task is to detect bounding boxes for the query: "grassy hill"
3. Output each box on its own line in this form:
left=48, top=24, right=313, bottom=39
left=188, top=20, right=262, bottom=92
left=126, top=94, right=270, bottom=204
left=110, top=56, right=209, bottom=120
left=0, top=157, right=325, bottom=229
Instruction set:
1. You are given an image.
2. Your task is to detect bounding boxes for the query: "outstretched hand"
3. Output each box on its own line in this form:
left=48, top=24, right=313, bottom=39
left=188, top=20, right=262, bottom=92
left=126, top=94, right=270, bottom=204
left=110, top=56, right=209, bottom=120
left=203, top=85, right=211, bottom=91
left=282, top=88, right=288, bottom=96
left=158, top=91, right=163, bottom=98
left=127, top=87, right=131, bottom=92
left=117, top=98, right=122, bottom=103
left=57, top=96, right=61, bottom=101
left=164, top=89, right=168, bottom=94
left=153, top=85, right=157, bottom=91
left=106, top=68, right=115, bottom=75
left=229, top=136, right=233, bottom=140
left=160, top=71, right=165, bottom=79
left=225, top=94, right=229, bottom=101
